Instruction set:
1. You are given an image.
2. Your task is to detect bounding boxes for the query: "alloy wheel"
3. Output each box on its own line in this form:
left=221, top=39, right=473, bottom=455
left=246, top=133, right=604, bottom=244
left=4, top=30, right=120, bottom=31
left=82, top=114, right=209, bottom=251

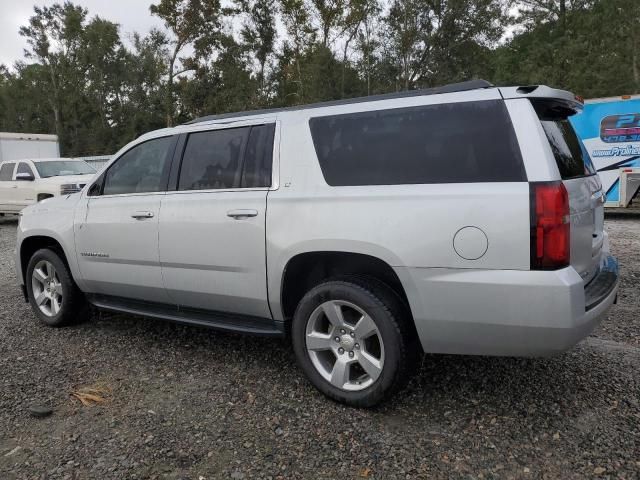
left=305, top=300, right=385, bottom=391
left=31, top=260, right=63, bottom=317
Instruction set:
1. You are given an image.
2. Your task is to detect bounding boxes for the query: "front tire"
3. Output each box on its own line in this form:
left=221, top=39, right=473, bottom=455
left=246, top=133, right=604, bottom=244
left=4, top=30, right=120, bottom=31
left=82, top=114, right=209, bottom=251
left=25, top=248, right=88, bottom=327
left=291, top=277, right=418, bottom=407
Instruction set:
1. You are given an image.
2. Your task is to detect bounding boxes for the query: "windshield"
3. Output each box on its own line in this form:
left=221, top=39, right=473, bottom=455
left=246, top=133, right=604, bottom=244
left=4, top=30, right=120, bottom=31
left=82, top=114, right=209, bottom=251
left=34, top=161, right=96, bottom=178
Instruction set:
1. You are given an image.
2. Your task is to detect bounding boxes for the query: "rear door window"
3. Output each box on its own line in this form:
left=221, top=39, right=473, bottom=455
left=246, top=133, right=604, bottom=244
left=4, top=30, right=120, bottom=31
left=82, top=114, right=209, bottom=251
left=178, top=127, right=250, bottom=191
left=309, top=100, right=525, bottom=186
left=0, top=163, right=15, bottom=181
left=241, top=124, right=275, bottom=188
left=16, top=162, right=35, bottom=177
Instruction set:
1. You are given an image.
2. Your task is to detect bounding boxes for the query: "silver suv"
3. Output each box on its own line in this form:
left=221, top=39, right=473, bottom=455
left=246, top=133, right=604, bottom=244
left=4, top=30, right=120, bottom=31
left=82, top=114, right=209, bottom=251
left=15, top=80, right=619, bottom=406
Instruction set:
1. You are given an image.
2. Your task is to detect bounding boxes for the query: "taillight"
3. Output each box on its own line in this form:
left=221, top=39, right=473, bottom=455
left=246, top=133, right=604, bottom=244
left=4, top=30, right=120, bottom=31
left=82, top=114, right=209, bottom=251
left=530, top=181, right=570, bottom=270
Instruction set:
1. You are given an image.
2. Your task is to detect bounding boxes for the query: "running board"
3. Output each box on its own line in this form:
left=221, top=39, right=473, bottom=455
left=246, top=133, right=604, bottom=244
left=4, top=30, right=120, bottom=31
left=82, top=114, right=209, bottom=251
left=87, top=294, right=285, bottom=337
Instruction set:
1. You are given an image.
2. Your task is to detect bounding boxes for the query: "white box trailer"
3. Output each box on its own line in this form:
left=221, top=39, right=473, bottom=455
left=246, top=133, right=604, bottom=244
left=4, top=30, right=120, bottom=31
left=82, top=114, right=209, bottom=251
left=569, top=95, right=640, bottom=207
left=0, top=132, right=60, bottom=162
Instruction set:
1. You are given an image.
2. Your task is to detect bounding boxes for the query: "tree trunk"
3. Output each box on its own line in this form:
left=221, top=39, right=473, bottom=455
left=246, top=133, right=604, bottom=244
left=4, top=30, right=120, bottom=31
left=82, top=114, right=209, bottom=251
left=633, top=10, right=640, bottom=91
left=166, top=46, right=180, bottom=128
left=46, top=62, right=64, bottom=150
left=341, top=26, right=359, bottom=98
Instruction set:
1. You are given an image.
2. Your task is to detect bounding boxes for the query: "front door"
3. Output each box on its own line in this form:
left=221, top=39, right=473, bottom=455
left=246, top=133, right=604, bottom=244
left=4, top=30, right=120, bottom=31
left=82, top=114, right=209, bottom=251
left=159, top=123, right=276, bottom=318
left=74, top=135, right=176, bottom=303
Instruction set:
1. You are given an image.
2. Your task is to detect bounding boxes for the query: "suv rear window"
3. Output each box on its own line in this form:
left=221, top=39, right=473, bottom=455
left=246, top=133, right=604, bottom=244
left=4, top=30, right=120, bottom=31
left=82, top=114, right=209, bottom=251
left=540, top=119, right=596, bottom=179
left=532, top=100, right=596, bottom=179
left=309, top=100, right=525, bottom=186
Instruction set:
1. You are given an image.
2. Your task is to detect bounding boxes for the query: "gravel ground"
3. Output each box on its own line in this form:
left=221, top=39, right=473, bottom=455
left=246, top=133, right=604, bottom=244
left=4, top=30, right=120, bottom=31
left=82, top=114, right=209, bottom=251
left=0, top=214, right=639, bottom=480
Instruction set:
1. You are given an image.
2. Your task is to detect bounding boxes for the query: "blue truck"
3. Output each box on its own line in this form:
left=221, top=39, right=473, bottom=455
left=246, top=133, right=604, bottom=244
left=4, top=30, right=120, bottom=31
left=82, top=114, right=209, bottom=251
left=570, top=95, right=640, bottom=207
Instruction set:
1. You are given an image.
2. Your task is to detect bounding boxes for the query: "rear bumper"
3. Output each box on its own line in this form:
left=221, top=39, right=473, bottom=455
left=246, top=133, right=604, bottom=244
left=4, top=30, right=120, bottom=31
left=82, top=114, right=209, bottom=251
left=395, top=255, right=619, bottom=357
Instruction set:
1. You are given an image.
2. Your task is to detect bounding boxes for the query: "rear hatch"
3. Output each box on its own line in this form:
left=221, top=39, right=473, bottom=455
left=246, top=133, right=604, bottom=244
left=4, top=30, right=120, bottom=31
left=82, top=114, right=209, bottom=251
left=533, top=100, right=604, bottom=284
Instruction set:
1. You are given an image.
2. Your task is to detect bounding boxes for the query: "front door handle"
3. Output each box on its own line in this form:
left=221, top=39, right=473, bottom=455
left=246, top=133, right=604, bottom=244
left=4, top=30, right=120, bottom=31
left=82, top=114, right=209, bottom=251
left=131, top=211, right=154, bottom=219
left=227, top=209, right=258, bottom=219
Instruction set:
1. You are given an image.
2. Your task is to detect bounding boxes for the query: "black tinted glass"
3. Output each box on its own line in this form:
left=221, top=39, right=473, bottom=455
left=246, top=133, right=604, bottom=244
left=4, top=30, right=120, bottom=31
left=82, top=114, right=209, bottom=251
left=309, top=100, right=525, bottom=186
left=241, top=124, right=275, bottom=188
left=0, top=163, right=15, bottom=181
left=179, top=128, right=249, bottom=191
left=540, top=119, right=595, bottom=179
left=103, top=136, right=174, bottom=195
left=17, top=162, right=34, bottom=176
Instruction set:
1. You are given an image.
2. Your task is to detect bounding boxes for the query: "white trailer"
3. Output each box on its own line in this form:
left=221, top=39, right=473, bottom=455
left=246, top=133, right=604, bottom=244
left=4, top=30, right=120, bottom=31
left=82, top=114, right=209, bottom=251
left=0, top=132, right=60, bottom=162
left=569, top=95, right=640, bottom=208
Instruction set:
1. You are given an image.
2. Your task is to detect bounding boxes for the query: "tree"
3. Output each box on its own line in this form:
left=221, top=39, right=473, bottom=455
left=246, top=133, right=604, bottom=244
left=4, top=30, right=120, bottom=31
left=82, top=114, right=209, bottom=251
left=517, top=0, right=594, bottom=28
left=19, top=2, right=88, bottom=143
left=491, top=0, right=639, bottom=97
left=279, top=0, right=317, bottom=102
left=381, top=0, right=510, bottom=91
left=150, top=0, right=224, bottom=126
left=238, top=0, right=277, bottom=101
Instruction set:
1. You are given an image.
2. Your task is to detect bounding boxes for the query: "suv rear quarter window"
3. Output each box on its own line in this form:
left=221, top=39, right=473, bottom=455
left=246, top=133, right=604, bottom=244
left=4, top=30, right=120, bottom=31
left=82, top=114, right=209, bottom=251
left=309, top=100, right=525, bottom=186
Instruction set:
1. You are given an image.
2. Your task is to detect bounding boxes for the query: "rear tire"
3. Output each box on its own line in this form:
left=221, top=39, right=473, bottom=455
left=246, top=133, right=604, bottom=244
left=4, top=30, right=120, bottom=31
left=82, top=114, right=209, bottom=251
left=25, top=248, right=88, bottom=327
left=291, top=276, right=418, bottom=407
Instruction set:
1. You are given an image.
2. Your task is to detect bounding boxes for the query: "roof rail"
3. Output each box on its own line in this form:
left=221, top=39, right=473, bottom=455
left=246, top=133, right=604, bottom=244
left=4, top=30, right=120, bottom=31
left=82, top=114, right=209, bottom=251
left=185, top=79, right=494, bottom=125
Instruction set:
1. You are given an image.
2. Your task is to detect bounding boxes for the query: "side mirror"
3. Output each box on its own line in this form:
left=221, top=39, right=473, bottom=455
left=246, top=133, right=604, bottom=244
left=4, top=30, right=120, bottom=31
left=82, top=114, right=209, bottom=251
left=15, top=172, right=34, bottom=181
left=87, top=179, right=103, bottom=197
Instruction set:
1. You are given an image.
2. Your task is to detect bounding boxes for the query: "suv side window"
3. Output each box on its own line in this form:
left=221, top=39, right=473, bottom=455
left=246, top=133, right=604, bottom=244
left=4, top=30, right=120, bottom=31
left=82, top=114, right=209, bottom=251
left=16, top=162, right=35, bottom=177
left=309, top=100, right=525, bottom=186
left=0, top=163, right=15, bottom=181
left=178, top=127, right=250, bottom=191
left=241, top=124, right=275, bottom=188
left=102, top=136, right=175, bottom=196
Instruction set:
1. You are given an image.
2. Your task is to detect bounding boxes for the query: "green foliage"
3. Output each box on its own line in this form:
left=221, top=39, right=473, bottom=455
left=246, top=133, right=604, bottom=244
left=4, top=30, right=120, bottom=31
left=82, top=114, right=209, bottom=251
left=0, top=0, right=637, bottom=156
left=492, top=0, right=639, bottom=97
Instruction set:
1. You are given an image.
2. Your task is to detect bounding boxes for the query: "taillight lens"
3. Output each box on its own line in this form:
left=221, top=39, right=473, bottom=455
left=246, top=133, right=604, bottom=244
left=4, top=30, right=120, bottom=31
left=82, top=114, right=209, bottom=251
left=530, top=181, right=570, bottom=269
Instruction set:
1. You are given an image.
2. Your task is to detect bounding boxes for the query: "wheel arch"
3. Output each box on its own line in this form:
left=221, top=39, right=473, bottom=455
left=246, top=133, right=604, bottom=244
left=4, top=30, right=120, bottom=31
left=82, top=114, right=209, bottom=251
left=20, top=235, right=73, bottom=285
left=278, top=250, right=412, bottom=323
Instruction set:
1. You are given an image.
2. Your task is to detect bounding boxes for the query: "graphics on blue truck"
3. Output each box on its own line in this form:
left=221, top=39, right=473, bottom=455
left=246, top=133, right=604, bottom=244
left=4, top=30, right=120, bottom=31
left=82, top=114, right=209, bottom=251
left=569, top=97, right=640, bottom=205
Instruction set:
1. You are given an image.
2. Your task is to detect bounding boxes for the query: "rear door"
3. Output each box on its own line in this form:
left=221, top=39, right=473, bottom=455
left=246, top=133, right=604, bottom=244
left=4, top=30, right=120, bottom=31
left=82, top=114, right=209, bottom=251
left=159, top=122, right=275, bottom=318
left=535, top=104, right=604, bottom=284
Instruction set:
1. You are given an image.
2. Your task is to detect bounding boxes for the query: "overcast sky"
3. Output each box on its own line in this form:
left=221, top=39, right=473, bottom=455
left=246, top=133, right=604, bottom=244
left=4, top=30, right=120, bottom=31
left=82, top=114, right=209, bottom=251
left=0, top=0, right=164, bottom=66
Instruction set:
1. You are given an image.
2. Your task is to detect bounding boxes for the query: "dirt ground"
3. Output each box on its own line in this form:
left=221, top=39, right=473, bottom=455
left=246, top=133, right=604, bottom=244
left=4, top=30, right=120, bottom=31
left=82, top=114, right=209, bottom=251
left=0, top=213, right=638, bottom=479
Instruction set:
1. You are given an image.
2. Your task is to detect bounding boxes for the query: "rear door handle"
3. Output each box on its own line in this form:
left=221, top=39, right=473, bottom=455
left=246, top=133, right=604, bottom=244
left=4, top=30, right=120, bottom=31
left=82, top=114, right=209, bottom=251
left=227, top=209, right=258, bottom=219
left=131, top=211, right=154, bottom=219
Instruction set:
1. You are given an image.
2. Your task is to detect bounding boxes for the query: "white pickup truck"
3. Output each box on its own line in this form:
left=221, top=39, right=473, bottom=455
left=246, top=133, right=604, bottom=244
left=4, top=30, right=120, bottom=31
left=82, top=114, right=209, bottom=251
left=0, top=158, right=95, bottom=215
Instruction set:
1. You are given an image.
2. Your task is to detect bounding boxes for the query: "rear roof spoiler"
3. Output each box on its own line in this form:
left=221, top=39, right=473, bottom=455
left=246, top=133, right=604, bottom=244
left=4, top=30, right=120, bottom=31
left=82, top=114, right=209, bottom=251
left=498, top=85, right=584, bottom=112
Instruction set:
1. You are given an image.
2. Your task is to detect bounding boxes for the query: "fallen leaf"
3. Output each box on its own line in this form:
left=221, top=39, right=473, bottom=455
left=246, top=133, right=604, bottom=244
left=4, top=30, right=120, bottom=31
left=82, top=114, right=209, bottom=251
left=594, top=467, right=606, bottom=475
left=359, top=467, right=372, bottom=478
left=70, top=384, right=112, bottom=406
